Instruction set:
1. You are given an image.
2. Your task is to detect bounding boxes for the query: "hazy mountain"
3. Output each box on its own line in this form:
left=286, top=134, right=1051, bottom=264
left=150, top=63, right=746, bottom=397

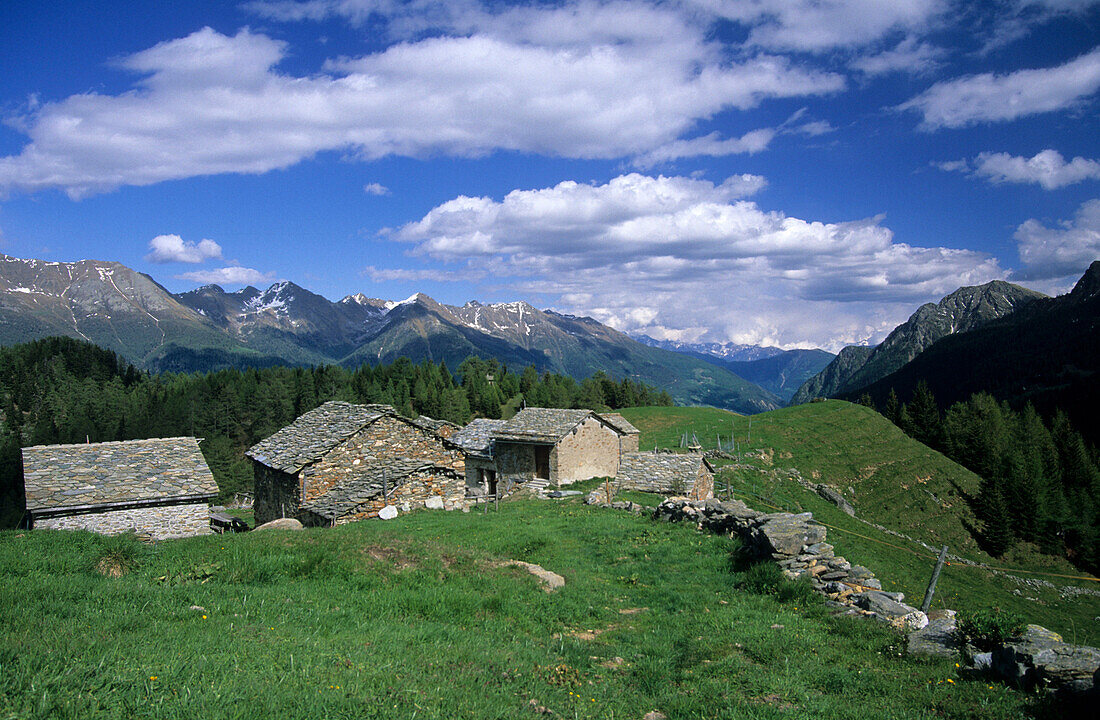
left=790, top=280, right=1047, bottom=404
left=631, top=335, right=785, bottom=362
left=720, top=349, right=836, bottom=402
left=842, top=262, right=1100, bottom=444
left=0, top=254, right=783, bottom=413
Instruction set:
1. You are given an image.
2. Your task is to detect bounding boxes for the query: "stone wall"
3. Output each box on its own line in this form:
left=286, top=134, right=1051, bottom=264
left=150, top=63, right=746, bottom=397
left=494, top=441, right=536, bottom=487
left=464, top=456, right=497, bottom=491
left=253, top=461, right=302, bottom=525
left=301, top=469, right=466, bottom=526
left=554, top=416, right=620, bottom=485
left=36, top=502, right=211, bottom=539
left=621, top=434, right=640, bottom=454
left=692, top=465, right=714, bottom=501
left=300, top=416, right=465, bottom=503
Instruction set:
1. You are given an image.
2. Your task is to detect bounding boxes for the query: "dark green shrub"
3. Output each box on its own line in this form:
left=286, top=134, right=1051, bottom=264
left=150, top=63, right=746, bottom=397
left=955, top=608, right=1026, bottom=651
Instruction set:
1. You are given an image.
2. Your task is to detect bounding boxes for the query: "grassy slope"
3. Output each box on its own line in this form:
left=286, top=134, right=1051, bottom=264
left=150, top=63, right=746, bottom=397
left=618, top=402, right=1100, bottom=641
left=0, top=505, right=1033, bottom=720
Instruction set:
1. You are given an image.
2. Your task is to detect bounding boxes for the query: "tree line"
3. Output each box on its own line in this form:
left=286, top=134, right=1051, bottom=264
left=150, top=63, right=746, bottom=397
left=0, top=337, right=672, bottom=527
left=861, top=382, right=1100, bottom=572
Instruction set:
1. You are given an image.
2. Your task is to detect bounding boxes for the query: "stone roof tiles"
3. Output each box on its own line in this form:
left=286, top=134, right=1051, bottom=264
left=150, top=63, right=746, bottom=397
left=450, top=418, right=507, bottom=457
left=617, top=452, right=712, bottom=489
left=491, top=407, right=597, bottom=443
left=600, top=413, right=640, bottom=435
left=23, top=437, right=218, bottom=513
left=246, top=401, right=393, bottom=474
left=300, top=459, right=461, bottom=520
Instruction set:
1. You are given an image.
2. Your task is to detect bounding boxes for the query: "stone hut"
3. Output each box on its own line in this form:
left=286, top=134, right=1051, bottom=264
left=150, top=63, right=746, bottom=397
left=601, top=413, right=641, bottom=453
left=22, top=437, right=218, bottom=539
left=490, top=408, right=622, bottom=488
left=299, top=460, right=465, bottom=526
left=450, top=418, right=507, bottom=494
left=616, top=452, right=714, bottom=501
left=246, top=401, right=465, bottom=525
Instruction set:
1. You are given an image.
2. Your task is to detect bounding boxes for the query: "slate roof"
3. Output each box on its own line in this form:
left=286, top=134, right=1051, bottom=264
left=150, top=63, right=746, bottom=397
left=617, top=452, right=713, bottom=486
left=23, top=437, right=218, bottom=514
left=412, top=415, right=460, bottom=434
left=491, top=408, right=600, bottom=443
left=600, top=413, right=640, bottom=435
left=300, top=460, right=461, bottom=520
left=450, top=418, right=507, bottom=457
left=245, top=401, right=393, bottom=474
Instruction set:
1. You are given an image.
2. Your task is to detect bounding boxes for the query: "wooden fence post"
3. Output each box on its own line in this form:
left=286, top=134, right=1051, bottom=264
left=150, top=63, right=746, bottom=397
left=921, top=545, right=949, bottom=614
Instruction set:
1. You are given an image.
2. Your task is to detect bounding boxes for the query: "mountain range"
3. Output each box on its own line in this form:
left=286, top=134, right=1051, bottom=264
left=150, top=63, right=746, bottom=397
left=0, top=254, right=782, bottom=413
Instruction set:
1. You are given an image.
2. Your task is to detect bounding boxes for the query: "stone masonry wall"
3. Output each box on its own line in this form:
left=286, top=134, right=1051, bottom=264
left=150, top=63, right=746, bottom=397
left=554, top=417, right=620, bottom=486
left=692, top=466, right=714, bottom=501
left=301, top=416, right=465, bottom=503
left=37, top=502, right=211, bottom=539
left=253, top=461, right=302, bottom=525
left=301, top=469, right=466, bottom=526
left=464, top=456, right=496, bottom=490
left=620, top=434, right=640, bottom=454
left=494, top=442, right=536, bottom=487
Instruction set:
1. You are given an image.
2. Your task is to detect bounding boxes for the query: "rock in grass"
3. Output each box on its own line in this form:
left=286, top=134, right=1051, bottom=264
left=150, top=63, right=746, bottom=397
left=501, top=560, right=565, bottom=592
left=908, top=610, right=959, bottom=658
left=254, top=518, right=303, bottom=531
left=424, top=496, right=444, bottom=510
left=378, top=505, right=399, bottom=520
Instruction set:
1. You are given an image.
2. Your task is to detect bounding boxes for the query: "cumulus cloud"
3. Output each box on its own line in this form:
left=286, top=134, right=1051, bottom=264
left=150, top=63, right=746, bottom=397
left=363, top=182, right=390, bottom=195
left=176, top=266, right=277, bottom=285
left=1014, top=199, right=1100, bottom=279
left=145, top=234, right=223, bottom=263
left=936, top=149, right=1100, bottom=189
left=0, top=11, right=843, bottom=198
left=899, top=47, right=1100, bottom=129
left=390, top=173, right=1003, bottom=350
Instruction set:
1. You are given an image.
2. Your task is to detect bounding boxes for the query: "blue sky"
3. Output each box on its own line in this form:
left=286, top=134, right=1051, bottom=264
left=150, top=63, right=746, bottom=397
left=1, top=0, right=1098, bottom=351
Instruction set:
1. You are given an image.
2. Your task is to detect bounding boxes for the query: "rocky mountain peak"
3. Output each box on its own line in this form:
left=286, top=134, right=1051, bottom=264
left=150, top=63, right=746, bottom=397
left=1068, top=260, right=1100, bottom=302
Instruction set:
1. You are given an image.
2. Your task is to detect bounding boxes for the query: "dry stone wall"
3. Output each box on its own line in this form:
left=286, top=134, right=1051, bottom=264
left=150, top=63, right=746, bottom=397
left=37, top=502, right=211, bottom=539
left=253, top=462, right=301, bottom=525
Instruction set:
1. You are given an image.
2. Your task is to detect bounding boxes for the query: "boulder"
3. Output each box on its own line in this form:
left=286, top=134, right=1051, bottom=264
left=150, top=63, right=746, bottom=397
left=815, top=484, right=856, bottom=515
left=424, top=496, right=445, bottom=510
left=254, top=517, right=303, bottom=531
left=751, top=514, right=827, bottom=558
left=907, top=610, right=959, bottom=658
left=547, top=490, right=583, bottom=498
left=993, top=625, right=1100, bottom=695
left=855, top=591, right=927, bottom=631
left=378, top=505, right=399, bottom=520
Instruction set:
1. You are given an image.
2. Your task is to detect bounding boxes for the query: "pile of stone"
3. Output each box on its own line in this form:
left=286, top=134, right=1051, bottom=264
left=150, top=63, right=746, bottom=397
left=652, top=497, right=928, bottom=632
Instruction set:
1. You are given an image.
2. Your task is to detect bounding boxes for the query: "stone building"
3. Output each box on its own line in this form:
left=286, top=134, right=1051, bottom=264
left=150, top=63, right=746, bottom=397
left=22, top=437, right=218, bottom=539
left=299, top=460, right=465, bottom=527
left=450, top=418, right=506, bottom=494
left=246, top=401, right=465, bottom=525
left=490, top=408, right=623, bottom=488
left=602, top=413, right=641, bottom=453
left=616, top=452, right=714, bottom=501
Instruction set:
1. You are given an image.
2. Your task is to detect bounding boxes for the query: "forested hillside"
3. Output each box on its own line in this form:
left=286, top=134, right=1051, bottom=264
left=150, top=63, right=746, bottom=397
left=866, top=383, right=1100, bottom=573
left=0, top=337, right=671, bottom=527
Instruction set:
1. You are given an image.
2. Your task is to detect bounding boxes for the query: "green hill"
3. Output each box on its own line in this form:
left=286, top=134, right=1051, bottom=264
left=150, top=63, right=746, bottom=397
left=618, top=402, right=1100, bottom=639
left=0, top=502, right=1038, bottom=719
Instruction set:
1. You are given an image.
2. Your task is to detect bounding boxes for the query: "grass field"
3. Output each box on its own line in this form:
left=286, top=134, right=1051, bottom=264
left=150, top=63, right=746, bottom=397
left=618, top=402, right=1100, bottom=642
left=0, top=499, right=1047, bottom=720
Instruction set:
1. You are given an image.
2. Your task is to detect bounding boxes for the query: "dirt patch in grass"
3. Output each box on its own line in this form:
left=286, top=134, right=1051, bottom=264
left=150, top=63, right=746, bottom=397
left=362, top=544, right=416, bottom=570
left=95, top=556, right=128, bottom=578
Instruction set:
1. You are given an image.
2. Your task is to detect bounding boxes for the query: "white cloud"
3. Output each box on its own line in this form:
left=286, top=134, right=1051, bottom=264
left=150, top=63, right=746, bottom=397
left=1014, top=199, right=1100, bottom=279
left=362, top=265, right=471, bottom=282
left=634, top=130, right=775, bottom=168
left=899, top=47, right=1100, bottom=129
left=391, top=173, right=1003, bottom=350
left=850, top=36, right=946, bottom=76
left=176, top=266, right=277, bottom=285
left=0, top=13, right=843, bottom=198
left=363, top=182, right=390, bottom=195
left=145, top=234, right=223, bottom=263
left=937, top=149, right=1100, bottom=189
left=698, top=0, right=947, bottom=53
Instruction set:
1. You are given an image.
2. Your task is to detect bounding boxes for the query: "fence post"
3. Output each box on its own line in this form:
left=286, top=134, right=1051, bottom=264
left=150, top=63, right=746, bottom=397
left=921, top=545, right=949, bottom=613
left=383, top=471, right=389, bottom=505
